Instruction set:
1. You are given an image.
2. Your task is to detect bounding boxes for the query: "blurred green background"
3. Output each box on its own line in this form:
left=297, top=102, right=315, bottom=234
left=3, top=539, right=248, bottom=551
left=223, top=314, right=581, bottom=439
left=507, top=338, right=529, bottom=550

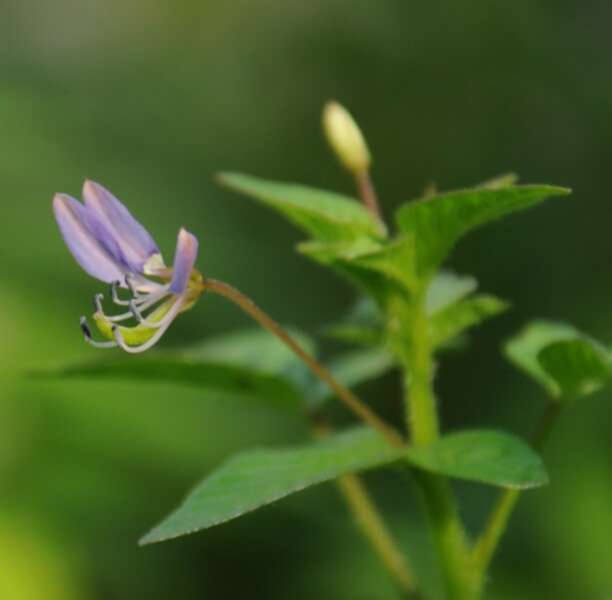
left=2, top=1, right=611, bottom=598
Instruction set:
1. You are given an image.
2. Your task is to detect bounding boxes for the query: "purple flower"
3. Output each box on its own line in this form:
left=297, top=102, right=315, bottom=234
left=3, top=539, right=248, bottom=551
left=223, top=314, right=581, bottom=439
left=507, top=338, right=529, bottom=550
left=53, top=180, right=203, bottom=353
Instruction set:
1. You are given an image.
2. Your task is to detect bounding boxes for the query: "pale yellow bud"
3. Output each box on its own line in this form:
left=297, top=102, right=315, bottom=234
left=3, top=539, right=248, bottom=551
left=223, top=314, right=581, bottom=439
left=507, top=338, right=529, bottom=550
left=322, top=101, right=371, bottom=174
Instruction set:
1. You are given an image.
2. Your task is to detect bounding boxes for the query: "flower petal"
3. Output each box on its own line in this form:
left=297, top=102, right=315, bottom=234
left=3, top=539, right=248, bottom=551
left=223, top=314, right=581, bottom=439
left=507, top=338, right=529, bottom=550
left=82, top=180, right=162, bottom=273
left=170, top=228, right=199, bottom=294
left=53, top=194, right=126, bottom=283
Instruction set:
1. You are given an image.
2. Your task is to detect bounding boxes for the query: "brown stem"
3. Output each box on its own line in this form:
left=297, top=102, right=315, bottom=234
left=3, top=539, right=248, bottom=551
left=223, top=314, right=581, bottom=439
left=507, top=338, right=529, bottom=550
left=355, top=170, right=384, bottom=223
left=204, top=278, right=404, bottom=448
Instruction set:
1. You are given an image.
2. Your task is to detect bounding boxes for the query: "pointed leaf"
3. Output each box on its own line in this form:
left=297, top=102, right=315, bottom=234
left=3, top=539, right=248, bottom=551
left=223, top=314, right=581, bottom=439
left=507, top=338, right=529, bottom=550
left=426, top=271, right=477, bottom=314
left=141, top=427, right=404, bottom=543
left=430, top=295, right=509, bottom=349
left=218, top=173, right=383, bottom=241
left=395, top=185, right=570, bottom=276
left=504, top=320, right=612, bottom=400
left=406, top=430, right=548, bottom=489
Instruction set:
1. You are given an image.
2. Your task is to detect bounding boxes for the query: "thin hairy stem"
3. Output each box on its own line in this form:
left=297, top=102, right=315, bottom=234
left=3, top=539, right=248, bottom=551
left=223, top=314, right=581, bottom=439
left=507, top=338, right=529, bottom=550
left=312, top=420, right=418, bottom=598
left=471, top=402, right=564, bottom=589
left=337, top=473, right=419, bottom=598
left=403, top=288, right=476, bottom=599
left=204, top=278, right=404, bottom=448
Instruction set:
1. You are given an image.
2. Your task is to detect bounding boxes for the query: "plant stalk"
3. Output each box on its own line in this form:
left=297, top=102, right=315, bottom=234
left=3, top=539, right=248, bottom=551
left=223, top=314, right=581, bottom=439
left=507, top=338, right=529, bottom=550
left=310, top=419, right=418, bottom=597
left=337, top=473, right=419, bottom=598
left=404, top=289, right=476, bottom=599
left=471, top=402, right=563, bottom=588
left=204, top=277, right=404, bottom=448
left=355, top=170, right=384, bottom=224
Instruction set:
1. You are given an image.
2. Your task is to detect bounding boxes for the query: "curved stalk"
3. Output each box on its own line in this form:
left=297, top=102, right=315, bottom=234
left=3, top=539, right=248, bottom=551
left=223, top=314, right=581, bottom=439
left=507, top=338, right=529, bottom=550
left=203, top=278, right=404, bottom=448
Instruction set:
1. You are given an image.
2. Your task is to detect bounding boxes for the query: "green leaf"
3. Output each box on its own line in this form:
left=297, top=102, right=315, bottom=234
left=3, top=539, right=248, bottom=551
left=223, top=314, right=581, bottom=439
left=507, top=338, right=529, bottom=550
left=406, top=430, right=548, bottom=489
left=299, top=239, right=398, bottom=306
left=36, top=327, right=395, bottom=413
left=141, top=427, right=404, bottom=544
left=396, top=185, right=570, bottom=276
left=346, top=236, right=417, bottom=293
left=430, top=295, right=509, bottom=349
left=504, top=320, right=612, bottom=400
left=324, top=297, right=385, bottom=346
left=426, top=271, right=478, bottom=314
left=37, top=355, right=305, bottom=410
left=35, top=329, right=314, bottom=411
left=218, top=173, right=383, bottom=241
left=538, top=339, right=612, bottom=399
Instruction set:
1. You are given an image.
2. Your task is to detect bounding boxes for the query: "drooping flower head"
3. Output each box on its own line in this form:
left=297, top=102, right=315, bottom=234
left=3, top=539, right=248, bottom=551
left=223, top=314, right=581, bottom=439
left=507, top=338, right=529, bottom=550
left=53, top=180, right=203, bottom=353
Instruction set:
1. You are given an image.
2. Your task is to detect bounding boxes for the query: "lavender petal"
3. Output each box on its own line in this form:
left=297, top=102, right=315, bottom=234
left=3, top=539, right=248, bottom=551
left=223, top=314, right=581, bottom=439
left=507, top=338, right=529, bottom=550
left=170, top=228, right=199, bottom=294
left=83, top=180, right=161, bottom=273
left=53, top=194, right=126, bottom=283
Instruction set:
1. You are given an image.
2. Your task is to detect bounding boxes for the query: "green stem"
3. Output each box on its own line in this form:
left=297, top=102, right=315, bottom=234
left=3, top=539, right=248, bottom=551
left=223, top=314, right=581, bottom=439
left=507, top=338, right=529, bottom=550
left=337, top=473, right=419, bottom=598
left=311, top=419, right=418, bottom=597
left=404, top=290, right=476, bottom=599
left=406, top=296, right=439, bottom=445
left=471, top=402, right=563, bottom=591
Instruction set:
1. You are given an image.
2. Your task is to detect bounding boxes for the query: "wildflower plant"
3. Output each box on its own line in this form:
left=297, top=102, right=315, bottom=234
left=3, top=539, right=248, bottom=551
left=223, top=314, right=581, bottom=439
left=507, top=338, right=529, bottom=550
left=44, top=102, right=612, bottom=599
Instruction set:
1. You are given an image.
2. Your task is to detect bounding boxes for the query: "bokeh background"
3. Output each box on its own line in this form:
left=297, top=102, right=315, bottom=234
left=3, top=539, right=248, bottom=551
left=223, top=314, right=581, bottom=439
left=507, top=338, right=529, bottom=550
left=2, top=1, right=611, bottom=598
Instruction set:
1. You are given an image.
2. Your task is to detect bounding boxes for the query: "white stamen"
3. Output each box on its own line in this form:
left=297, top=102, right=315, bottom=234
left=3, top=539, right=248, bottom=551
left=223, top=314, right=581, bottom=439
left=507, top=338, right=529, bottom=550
left=99, top=289, right=171, bottom=323
left=112, top=297, right=184, bottom=354
left=127, top=299, right=173, bottom=328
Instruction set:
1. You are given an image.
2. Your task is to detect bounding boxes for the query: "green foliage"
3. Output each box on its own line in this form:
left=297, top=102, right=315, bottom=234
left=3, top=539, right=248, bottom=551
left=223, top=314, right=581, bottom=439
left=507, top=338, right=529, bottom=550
left=395, top=185, right=570, bottom=277
left=430, top=295, right=509, bottom=349
left=39, top=355, right=305, bottom=411
left=323, top=297, right=385, bottom=346
left=38, top=328, right=395, bottom=412
left=344, top=236, right=417, bottom=294
left=505, top=321, right=612, bottom=400
left=539, top=341, right=612, bottom=399
left=425, top=271, right=478, bottom=314
left=218, top=173, right=383, bottom=241
left=140, top=427, right=404, bottom=544
left=298, top=238, right=400, bottom=306
left=406, top=430, right=548, bottom=489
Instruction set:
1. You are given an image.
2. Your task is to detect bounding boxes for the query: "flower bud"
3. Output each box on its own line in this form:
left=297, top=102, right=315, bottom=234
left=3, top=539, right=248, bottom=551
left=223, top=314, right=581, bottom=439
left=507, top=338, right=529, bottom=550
left=322, top=101, right=371, bottom=174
